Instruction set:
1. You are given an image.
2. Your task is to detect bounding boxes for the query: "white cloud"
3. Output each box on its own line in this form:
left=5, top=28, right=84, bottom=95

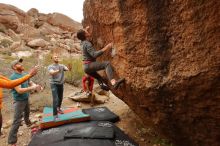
left=0, top=0, right=84, bottom=22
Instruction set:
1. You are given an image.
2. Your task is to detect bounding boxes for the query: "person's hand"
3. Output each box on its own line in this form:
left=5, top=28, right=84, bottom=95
left=67, top=63, right=72, bottom=71
left=35, top=85, right=41, bottom=90
left=106, top=43, right=113, bottom=49
left=85, top=26, right=90, bottom=31
left=30, top=84, right=37, bottom=91
left=102, top=43, right=113, bottom=52
left=28, top=66, right=39, bottom=77
left=37, top=85, right=44, bottom=92
left=56, top=69, right=60, bottom=73
left=33, top=84, right=43, bottom=92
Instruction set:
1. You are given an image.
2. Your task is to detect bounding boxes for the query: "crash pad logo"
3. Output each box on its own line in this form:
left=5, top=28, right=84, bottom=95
left=115, top=139, right=135, bottom=146
left=98, top=122, right=112, bottom=127
left=94, top=107, right=105, bottom=112
left=115, top=140, right=134, bottom=146
left=41, top=128, right=60, bottom=136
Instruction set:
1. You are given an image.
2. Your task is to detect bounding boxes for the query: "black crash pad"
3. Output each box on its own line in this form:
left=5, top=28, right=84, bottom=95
left=46, top=139, right=114, bottom=146
left=82, top=107, right=120, bottom=123
left=28, top=121, right=138, bottom=146
left=64, top=121, right=114, bottom=139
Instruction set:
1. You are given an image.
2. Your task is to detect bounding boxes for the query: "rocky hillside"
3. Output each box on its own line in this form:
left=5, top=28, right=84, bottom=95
left=83, top=0, right=220, bottom=146
left=0, top=3, right=81, bottom=56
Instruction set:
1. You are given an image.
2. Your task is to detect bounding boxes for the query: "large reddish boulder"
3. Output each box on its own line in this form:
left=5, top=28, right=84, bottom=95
left=83, top=0, right=220, bottom=146
left=0, top=3, right=32, bottom=31
left=47, top=13, right=82, bottom=32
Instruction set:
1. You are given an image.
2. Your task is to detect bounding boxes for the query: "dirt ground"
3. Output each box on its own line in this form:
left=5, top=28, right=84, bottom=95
left=0, top=84, right=168, bottom=146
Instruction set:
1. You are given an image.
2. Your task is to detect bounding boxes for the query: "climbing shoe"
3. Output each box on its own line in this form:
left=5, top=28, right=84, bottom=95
left=113, top=78, right=125, bottom=89
left=100, top=84, right=110, bottom=91
left=86, top=91, right=92, bottom=97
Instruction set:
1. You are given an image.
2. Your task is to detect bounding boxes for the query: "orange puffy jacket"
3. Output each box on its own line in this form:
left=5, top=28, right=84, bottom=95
left=0, top=74, right=31, bottom=109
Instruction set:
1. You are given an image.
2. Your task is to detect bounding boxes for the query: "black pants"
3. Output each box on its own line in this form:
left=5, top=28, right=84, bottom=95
left=50, top=84, right=64, bottom=116
left=8, top=100, right=30, bottom=144
left=83, top=61, right=114, bottom=85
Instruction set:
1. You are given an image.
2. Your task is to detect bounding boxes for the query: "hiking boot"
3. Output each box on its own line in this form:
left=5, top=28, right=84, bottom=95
left=26, top=123, right=32, bottom=127
left=113, top=78, right=125, bottom=89
left=25, top=120, right=32, bottom=127
left=53, top=115, right=59, bottom=121
left=100, top=84, right=110, bottom=91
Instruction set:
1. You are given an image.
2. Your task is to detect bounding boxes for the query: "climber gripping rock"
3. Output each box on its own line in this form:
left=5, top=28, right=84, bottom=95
left=77, top=26, right=125, bottom=90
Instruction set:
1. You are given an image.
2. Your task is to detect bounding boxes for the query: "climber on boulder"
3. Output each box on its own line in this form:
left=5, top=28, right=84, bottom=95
left=77, top=26, right=125, bottom=90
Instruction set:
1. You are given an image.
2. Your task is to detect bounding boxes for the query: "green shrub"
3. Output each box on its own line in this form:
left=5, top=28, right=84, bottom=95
left=61, top=57, right=84, bottom=86
left=30, top=91, right=52, bottom=112
left=0, top=38, right=13, bottom=48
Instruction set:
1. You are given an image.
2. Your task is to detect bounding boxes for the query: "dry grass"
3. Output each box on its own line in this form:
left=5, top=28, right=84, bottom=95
left=0, top=39, right=13, bottom=48
left=62, top=57, right=84, bottom=86
left=29, top=90, right=52, bottom=112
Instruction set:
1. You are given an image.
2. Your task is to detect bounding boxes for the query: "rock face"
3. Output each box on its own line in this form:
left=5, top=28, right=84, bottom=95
left=27, top=38, right=48, bottom=48
left=83, top=0, right=220, bottom=146
left=47, top=13, right=81, bottom=32
left=0, top=3, right=31, bottom=31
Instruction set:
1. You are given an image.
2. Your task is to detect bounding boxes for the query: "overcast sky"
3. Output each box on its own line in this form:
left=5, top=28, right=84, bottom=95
left=0, top=0, right=85, bottom=22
